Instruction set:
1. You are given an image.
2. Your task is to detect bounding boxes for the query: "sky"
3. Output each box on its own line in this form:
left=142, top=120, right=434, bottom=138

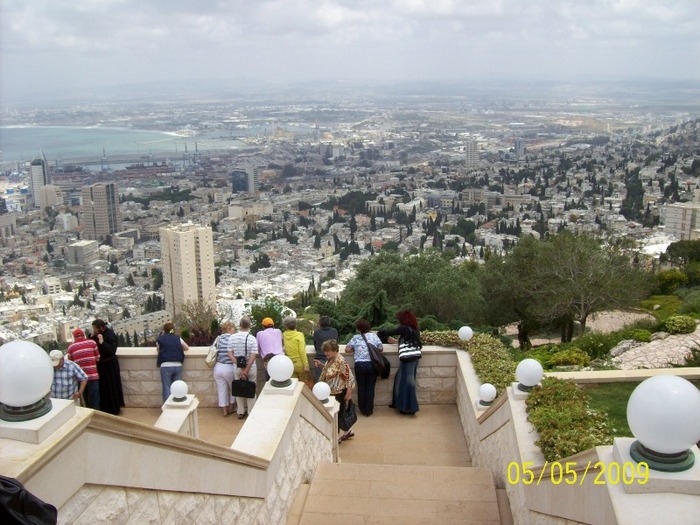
left=1, top=0, right=699, bottom=105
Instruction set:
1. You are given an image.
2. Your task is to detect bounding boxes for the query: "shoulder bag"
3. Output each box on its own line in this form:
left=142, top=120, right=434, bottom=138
left=236, top=334, right=249, bottom=368
left=398, top=327, right=422, bottom=362
left=361, top=333, right=390, bottom=379
left=205, top=336, right=219, bottom=368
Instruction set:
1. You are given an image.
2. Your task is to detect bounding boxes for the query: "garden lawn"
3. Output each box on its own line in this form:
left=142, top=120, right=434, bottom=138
left=583, top=380, right=700, bottom=438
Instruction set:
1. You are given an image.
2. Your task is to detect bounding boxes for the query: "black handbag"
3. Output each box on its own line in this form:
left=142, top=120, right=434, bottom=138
left=339, top=399, right=357, bottom=431
left=361, top=333, right=390, bottom=379
left=236, top=334, right=250, bottom=368
left=231, top=379, right=256, bottom=398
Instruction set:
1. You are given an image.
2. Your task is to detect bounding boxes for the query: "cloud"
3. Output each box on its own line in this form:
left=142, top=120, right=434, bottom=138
left=1, top=0, right=699, bottom=103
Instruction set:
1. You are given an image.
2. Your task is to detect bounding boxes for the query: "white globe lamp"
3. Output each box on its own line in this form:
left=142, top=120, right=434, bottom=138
left=458, top=326, right=474, bottom=342
left=0, top=340, right=54, bottom=421
left=170, top=380, right=188, bottom=402
left=312, top=382, right=331, bottom=404
left=627, top=375, right=700, bottom=471
left=515, top=358, right=544, bottom=392
left=268, top=354, right=294, bottom=387
left=478, top=383, right=498, bottom=406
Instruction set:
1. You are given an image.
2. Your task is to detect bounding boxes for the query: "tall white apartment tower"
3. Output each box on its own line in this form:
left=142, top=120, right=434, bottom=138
left=159, top=223, right=216, bottom=317
left=465, top=139, right=479, bottom=169
left=29, top=155, right=51, bottom=208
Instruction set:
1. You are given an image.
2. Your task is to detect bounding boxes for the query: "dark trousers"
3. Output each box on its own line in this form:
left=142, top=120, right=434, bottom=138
left=334, top=388, right=348, bottom=431
left=84, top=380, right=100, bottom=410
left=354, top=361, right=377, bottom=416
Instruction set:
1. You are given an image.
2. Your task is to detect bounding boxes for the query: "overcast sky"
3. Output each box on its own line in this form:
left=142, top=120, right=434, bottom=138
left=1, top=0, right=699, bottom=105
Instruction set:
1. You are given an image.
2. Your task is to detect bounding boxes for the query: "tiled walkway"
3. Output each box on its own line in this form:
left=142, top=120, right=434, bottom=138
left=121, top=404, right=471, bottom=464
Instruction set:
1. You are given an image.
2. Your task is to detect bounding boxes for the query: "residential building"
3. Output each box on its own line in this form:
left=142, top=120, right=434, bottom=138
left=662, top=190, right=700, bottom=240
left=465, top=139, right=479, bottom=169
left=81, top=182, right=122, bottom=242
left=160, top=222, right=216, bottom=317
left=66, top=240, right=99, bottom=266
left=36, top=185, right=63, bottom=209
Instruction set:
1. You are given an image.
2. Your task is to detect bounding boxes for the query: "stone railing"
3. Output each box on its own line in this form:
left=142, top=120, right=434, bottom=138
left=2, top=382, right=335, bottom=525
left=118, top=344, right=458, bottom=408
left=456, top=351, right=700, bottom=525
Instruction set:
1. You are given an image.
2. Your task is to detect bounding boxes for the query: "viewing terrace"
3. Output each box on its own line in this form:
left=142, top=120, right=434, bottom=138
left=1, top=343, right=699, bottom=524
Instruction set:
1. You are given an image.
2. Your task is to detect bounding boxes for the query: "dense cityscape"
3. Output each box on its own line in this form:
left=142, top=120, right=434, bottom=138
left=1, top=82, right=699, bottom=347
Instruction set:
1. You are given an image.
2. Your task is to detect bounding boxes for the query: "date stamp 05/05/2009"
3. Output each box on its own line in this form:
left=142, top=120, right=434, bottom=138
left=507, top=461, right=650, bottom=486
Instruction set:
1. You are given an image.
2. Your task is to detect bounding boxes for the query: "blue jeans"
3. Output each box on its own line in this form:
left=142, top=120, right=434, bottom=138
left=392, top=359, right=419, bottom=414
left=160, top=365, right=183, bottom=402
left=84, top=380, right=100, bottom=410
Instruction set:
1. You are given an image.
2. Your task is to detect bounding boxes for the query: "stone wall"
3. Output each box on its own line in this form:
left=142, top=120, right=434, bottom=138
left=17, top=382, right=335, bottom=525
left=456, top=351, right=627, bottom=525
left=118, top=345, right=457, bottom=408
left=56, top=415, right=331, bottom=525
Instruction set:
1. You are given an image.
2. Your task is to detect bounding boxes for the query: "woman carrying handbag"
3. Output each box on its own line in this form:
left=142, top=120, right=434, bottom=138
left=317, top=339, right=356, bottom=442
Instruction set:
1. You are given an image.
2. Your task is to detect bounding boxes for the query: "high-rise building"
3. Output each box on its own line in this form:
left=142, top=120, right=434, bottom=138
left=81, top=182, right=122, bottom=242
left=231, top=166, right=258, bottom=194
left=159, top=223, right=216, bottom=317
left=465, top=139, right=479, bottom=169
left=514, top=139, right=525, bottom=158
left=29, top=155, right=51, bottom=208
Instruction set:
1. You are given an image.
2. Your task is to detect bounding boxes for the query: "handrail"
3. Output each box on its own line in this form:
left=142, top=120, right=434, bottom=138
left=88, top=411, right=268, bottom=468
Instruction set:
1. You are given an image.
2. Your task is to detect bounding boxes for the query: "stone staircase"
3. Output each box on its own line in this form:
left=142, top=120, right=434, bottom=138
left=288, top=463, right=504, bottom=525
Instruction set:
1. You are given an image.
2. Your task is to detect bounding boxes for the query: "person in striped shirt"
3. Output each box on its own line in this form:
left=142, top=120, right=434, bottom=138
left=66, top=328, right=100, bottom=410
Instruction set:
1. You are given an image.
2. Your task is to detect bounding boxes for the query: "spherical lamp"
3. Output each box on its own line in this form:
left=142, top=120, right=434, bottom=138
left=478, top=383, right=498, bottom=406
left=515, top=358, right=544, bottom=392
left=312, top=382, right=331, bottom=404
left=627, top=375, right=700, bottom=471
left=170, top=380, right=188, bottom=402
left=268, top=354, right=294, bottom=388
left=458, top=326, right=474, bottom=342
left=0, top=340, right=54, bottom=421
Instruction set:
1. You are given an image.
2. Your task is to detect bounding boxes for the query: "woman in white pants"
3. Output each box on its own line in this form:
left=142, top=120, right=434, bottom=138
left=231, top=316, right=258, bottom=419
left=213, top=321, right=237, bottom=417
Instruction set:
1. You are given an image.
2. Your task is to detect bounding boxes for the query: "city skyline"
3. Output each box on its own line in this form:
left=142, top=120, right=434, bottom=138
left=1, top=0, right=699, bottom=105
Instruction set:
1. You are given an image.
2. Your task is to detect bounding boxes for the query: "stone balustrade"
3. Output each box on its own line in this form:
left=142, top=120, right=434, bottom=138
left=118, top=344, right=458, bottom=408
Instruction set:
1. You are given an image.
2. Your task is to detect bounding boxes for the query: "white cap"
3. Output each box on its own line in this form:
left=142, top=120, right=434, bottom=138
left=49, top=350, right=64, bottom=365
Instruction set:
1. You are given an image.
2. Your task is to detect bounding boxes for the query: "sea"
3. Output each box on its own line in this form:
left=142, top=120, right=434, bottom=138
left=0, top=125, right=251, bottom=167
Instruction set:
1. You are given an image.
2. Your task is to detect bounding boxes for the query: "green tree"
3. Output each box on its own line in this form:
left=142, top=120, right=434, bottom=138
left=251, top=297, right=285, bottom=334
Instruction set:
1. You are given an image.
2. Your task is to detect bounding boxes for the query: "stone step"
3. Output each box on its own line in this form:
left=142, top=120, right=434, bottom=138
left=298, top=463, right=501, bottom=525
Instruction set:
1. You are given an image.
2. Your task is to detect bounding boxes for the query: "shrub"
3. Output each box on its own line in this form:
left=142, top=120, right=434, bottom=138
left=466, top=333, right=516, bottom=394
left=614, top=327, right=652, bottom=343
left=421, top=330, right=515, bottom=394
left=564, top=332, right=623, bottom=360
left=421, top=330, right=461, bottom=348
left=550, top=347, right=590, bottom=367
left=678, top=289, right=700, bottom=314
left=526, top=377, right=613, bottom=461
left=663, top=315, right=697, bottom=334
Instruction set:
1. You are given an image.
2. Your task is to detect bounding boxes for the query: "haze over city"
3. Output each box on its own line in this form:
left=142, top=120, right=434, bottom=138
left=2, top=0, right=700, bottom=105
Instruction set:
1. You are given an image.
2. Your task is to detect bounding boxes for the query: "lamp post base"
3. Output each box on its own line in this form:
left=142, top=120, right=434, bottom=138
left=630, top=440, right=695, bottom=472
left=0, top=398, right=52, bottom=422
